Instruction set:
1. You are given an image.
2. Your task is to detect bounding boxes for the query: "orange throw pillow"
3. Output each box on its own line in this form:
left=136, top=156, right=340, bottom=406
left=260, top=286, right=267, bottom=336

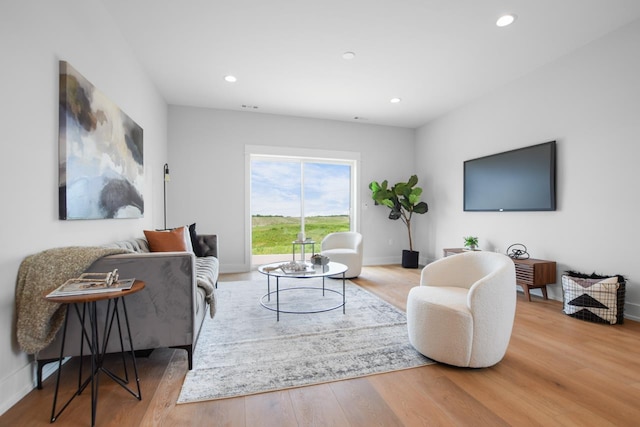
left=144, top=228, right=187, bottom=252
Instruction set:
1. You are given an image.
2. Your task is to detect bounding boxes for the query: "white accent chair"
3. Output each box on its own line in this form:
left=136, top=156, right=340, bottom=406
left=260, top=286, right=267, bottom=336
left=320, top=232, right=363, bottom=278
left=406, top=251, right=516, bottom=368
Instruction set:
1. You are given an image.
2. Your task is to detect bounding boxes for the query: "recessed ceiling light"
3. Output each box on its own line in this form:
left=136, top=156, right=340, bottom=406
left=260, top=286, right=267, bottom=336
left=342, top=51, right=356, bottom=60
left=496, top=14, right=517, bottom=27
left=390, top=97, right=402, bottom=104
left=224, top=75, right=237, bottom=83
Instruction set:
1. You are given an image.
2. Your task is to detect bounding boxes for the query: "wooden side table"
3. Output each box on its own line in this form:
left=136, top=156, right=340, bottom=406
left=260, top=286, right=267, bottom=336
left=43, top=280, right=145, bottom=426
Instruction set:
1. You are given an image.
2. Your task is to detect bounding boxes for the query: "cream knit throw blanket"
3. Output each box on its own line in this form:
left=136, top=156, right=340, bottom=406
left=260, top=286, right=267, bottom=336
left=16, top=246, right=130, bottom=354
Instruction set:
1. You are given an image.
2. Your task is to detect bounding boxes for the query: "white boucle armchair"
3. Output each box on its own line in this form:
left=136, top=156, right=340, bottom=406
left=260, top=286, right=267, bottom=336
left=320, top=232, right=363, bottom=278
left=407, top=251, right=516, bottom=368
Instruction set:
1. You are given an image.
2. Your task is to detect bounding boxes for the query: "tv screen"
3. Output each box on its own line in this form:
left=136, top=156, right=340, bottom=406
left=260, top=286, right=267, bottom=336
left=464, top=141, right=556, bottom=212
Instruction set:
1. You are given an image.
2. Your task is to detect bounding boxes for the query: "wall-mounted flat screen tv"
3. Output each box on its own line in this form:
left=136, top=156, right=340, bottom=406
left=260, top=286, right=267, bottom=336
left=464, top=141, right=556, bottom=211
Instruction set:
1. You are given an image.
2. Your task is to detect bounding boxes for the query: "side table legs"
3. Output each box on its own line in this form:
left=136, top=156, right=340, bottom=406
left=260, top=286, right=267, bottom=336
left=50, top=297, right=141, bottom=426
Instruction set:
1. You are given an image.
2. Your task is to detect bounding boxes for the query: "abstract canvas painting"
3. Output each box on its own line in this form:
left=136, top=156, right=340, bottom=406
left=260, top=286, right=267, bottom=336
left=59, top=61, right=144, bottom=220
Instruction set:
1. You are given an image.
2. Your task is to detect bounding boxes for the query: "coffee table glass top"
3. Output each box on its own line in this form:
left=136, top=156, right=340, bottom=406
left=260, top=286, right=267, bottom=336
left=258, top=261, right=347, bottom=278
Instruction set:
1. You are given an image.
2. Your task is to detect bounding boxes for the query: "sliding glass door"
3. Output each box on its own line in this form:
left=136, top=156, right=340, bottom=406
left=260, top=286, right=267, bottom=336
left=250, top=155, right=353, bottom=263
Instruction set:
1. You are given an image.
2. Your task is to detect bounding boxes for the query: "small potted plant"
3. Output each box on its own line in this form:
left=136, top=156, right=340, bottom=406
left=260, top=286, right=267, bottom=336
left=463, top=236, right=479, bottom=251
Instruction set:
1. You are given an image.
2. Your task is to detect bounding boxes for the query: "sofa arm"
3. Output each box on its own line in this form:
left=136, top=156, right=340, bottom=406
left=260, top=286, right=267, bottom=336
left=197, top=234, right=218, bottom=258
left=88, top=252, right=198, bottom=350
left=36, top=251, right=198, bottom=361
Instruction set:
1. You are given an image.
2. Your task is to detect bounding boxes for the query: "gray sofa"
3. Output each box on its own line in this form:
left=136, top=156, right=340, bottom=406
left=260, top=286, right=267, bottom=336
left=36, top=234, right=219, bottom=389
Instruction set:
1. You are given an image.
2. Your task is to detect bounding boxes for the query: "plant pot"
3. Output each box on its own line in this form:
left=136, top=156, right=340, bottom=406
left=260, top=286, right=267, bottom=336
left=402, top=250, right=419, bottom=268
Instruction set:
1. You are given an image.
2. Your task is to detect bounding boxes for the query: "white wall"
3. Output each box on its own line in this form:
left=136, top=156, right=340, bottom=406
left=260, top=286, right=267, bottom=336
left=168, top=107, right=416, bottom=272
left=0, top=0, right=168, bottom=414
left=415, top=19, right=640, bottom=317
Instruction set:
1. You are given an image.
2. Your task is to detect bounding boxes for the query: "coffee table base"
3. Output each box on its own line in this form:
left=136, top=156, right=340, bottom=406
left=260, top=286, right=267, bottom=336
left=258, top=262, right=348, bottom=321
left=260, top=286, right=345, bottom=315
left=261, top=274, right=346, bottom=321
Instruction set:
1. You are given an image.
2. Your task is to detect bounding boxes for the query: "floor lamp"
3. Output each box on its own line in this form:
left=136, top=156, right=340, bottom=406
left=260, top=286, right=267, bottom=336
left=163, top=163, right=170, bottom=229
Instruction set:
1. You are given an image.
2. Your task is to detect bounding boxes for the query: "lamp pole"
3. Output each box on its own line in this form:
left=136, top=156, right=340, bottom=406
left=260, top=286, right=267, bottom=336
left=163, top=163, right=170, bottom=229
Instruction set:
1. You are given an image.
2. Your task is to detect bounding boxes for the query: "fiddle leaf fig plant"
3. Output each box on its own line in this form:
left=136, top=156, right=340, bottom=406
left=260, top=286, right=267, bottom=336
left=369, top=175, right=429, bottom=252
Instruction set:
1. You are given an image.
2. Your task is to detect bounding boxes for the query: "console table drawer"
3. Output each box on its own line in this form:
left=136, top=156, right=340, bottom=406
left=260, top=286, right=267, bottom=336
left=515, top=264, right=534, bottom=284
left=514, top=259, right=556, bottom=286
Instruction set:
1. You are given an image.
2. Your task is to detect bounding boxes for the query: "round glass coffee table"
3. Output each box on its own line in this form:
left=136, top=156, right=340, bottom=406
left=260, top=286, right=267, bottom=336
left=257, top=261, right=348, bottom=321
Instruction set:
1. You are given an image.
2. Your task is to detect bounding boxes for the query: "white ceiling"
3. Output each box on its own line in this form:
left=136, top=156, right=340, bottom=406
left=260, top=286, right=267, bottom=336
left=102, top=0, right=640, bottom=128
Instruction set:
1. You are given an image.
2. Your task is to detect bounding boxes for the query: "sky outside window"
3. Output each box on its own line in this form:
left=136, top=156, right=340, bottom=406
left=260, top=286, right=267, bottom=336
left=251, top=160, right=350, bottom=217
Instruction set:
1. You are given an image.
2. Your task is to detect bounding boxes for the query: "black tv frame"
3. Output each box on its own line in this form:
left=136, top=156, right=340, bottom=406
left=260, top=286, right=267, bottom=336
left=463, top=141, right=556, bottom=212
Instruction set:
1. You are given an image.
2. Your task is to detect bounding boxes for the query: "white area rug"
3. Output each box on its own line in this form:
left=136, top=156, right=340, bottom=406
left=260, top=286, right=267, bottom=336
left=177, top=278, right=433, bottom=403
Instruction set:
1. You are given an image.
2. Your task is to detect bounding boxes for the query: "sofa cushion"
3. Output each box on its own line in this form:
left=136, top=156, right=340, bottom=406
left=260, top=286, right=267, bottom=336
left=144, top=228, right=187, bottom=252
left=103, top=238, right=150, bottom=253
left=188, top=223, right=204, bottom=257
left=197, top=234, right=219, bottom=258
left=176, top=225, right=194, bottom=253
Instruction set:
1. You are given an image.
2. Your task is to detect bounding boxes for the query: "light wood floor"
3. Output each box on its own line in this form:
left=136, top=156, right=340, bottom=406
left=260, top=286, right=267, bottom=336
left=3, top=265, right=640, bottom=426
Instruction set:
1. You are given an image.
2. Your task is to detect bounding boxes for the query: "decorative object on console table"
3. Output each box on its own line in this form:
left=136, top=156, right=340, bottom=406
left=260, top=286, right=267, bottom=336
left=506, top=243, right=530, bottom=259
left=443, top=248, right=556, bottom=301
left=562, top=271, right=626, bottom=324
left=463, top=236, right=479, bottom=251
left=369, top=175, right=429, bottom=268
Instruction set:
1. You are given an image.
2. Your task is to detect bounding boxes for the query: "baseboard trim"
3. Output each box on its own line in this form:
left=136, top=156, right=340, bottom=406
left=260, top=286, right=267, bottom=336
left=0, top=357, right=70, bottom=416
left=363, top=256, right=401, bottom=266
left=229, top=257, right=435, bottom=272
left=220, top=263, right=250, bottom=273
left=624, top=302, right=640, bottom=321
left=0, top=361, right=34, bottom=416
left=518, top=288, right=640, bottom=322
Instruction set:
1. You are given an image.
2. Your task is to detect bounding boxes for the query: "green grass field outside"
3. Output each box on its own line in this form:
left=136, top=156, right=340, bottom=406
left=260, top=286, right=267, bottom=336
left=252, top=215, right=350, bottom=255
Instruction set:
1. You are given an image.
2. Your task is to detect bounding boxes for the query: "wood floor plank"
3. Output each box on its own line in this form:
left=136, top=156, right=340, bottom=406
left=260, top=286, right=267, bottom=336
left=288, top=383, right=350, bottom=426
left=368, top=368, right=456, bottom=426
left=245, top=390, right=297, bottom=427
left=139, top=349, right=188, bottom=426
left=539, top=365, right=640, bottom=425
left=440, top=360, right=563, bottom=426
left=554, top=409, right=620, bottom=427
left=409, top=366, right=511, bottom=426
left=329, top=377, right=404, bottom=426
left=165, top=398, right=247, bottom=427
left=488, top=349, right=591, bottom=417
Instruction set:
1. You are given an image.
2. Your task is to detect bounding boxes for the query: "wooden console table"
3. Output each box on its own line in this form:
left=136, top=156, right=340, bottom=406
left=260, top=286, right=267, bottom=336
left=443, top=248, right=556, bottom=302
